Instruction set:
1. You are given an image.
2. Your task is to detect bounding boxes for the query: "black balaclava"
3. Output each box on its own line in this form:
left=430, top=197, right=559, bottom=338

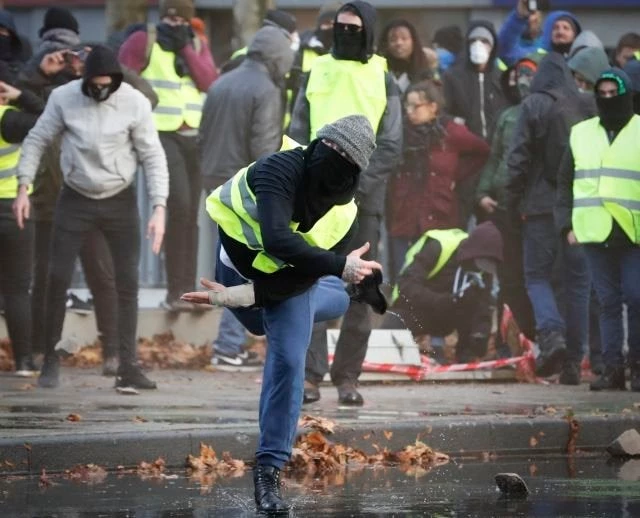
left=0, top=34, right=12, bottom=61
left=81, top=45, right=123, bottom=103
left=595, top=69, right=635, bottom=133
left=298, top=140, right=359, bottom=228
left=332, top=1, right=376, bottom=64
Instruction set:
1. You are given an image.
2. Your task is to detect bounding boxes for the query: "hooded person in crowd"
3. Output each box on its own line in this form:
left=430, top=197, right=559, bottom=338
left=289, top=0, right=402, bottom=407
left=384, top=222, right=503, bottom=364
left=555, top=68, right=640, bottom=393
left=476, top=53, right=543, bottom=346
left=181, top=115, right=382, bottom=513
left=568, top=45, right=610, bottom=93
left=541, top=11, right=581, bottom=57
left=506, top=52, right=591, bottom=383
left=497, top=0, right=547, bottom=67
left=199, top=25, right=295, bottom=371
left=13, top=46, right=169, bottom=391
left=119, top=0, right=217, bottom=313
left=0, top=10, right=26, bottom=84
left=378, top=19, right=431, bottom=94
left=432, top=25, right=463, bottom=75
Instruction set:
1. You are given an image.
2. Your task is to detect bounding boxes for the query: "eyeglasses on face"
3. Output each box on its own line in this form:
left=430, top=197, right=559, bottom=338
left=404, top=102, right=428, bottom=112
left=335, top=22, right=363, bottom=34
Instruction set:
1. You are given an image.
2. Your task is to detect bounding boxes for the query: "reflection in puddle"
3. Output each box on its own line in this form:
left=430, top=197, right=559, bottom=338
left=1, top=455, right=640, bottom=517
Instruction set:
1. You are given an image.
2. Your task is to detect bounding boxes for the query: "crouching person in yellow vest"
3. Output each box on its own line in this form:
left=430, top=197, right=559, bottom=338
left=556, top=68, right=640, bottom=392
left=181, top=116, right=383, bottom=513
left=384, top=222, right=503, bottom=364
left=0, top=81, right=43, bottom=376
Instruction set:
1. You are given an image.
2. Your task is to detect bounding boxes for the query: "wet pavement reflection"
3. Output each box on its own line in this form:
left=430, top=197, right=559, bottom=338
left=1, top=454, right=639, bottom=517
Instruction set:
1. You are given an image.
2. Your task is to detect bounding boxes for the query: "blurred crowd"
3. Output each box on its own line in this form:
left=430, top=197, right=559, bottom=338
left=0, top=0, right=639, bottom=398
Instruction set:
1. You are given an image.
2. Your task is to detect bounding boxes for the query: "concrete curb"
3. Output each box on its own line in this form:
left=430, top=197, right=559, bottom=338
left=2, top=414, right=638, bottom=475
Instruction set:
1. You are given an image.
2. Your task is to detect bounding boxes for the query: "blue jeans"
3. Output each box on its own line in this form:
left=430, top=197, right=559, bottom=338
left=584, top=245, right=640, bottom=367
left=215, top=253, right=349, bottom=469
left=522, top=215, right=590, bottom=363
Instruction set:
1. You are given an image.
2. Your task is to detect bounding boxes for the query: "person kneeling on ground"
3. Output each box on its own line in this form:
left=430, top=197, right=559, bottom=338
left=383, top=222, right=503, bottom=364
left=181, top=115, right=384, bottom=513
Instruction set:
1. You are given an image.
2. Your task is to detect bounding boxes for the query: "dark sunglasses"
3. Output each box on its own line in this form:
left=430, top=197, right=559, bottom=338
left=335, top=22, right=363, bottom=34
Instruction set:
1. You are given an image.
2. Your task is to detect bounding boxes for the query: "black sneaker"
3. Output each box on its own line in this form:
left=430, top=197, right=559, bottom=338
left=211, top=350, right=263, bottom=372
left=115, top=364, right=157, bottom=390
left=559, top=362, right=581, bottom=385
left=535, top=330, right=567, bottom=377
left=254, top=465, right=289, bottom=514
left=590, top=365, right=626, bottom=391
left=66, top=293, right=93, bottom=315
left=346, top=269, right=387, bottom=314
left=37, top=355, right=60, bottom=388
left=15, top=357, right=38, bottom=377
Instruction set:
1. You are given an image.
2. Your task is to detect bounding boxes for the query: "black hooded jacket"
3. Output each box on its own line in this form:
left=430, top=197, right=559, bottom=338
left=506, top=52, right=594, bottom=217
left=0, top=10, right=24, bottom=83
left=442, top=21, right=508, bottom=142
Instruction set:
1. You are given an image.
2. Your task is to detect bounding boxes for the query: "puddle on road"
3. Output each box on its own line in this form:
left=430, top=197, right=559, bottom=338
left=1, top=454, right=639, bottom=517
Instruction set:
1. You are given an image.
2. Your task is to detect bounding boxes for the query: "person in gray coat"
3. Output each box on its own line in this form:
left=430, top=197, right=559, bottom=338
left=198, top=25, right=294, bottom=370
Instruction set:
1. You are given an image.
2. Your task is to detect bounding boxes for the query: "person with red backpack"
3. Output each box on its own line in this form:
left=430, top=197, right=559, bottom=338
left=119, top=0, right=217, bottom=312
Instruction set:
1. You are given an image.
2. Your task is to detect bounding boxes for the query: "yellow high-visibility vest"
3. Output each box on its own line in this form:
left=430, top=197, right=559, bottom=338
left=141, top=42, right=204, bottom=131
left=306, top=54, right=387, bottom=139
left=391, top=229, right=468, bottom=303
left=0, top=105, right=28, bottom=199
left=570, top=115, right=640, bottom=244
left=206, top=137, right=357, bottom=274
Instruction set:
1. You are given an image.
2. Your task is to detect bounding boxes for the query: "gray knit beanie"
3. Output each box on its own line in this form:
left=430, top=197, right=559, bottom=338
left=316, top=115, right=376, bottom=171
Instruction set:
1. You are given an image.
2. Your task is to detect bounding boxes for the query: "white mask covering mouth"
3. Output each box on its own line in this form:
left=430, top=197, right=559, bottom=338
left=469, top=40, right=490, bottom=65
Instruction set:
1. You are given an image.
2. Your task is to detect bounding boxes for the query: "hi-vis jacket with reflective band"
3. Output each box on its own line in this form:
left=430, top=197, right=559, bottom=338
left=205, top=136, right=358, bottom=274
left=0, top=105, right=29, bottom=199
left=391, top=229, right=468, bottom=304
left=306, top=54, right=387, bottom=138
left=570, top=115, right=640, bottom=244
left=141, top=43, right=204, bottom=131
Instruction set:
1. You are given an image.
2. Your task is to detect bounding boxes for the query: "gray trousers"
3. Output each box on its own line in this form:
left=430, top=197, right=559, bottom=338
left=304, top=213, right=381, bottom=386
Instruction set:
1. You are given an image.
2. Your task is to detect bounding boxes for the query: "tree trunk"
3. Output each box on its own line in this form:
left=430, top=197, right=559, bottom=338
left=105, top=0, right=149, bottom=36
left=232, top=0, right=276, bottom=50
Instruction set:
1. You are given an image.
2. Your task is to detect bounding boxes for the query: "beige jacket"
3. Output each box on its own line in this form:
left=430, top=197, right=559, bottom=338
left=18, top=79, right=169, bottom=207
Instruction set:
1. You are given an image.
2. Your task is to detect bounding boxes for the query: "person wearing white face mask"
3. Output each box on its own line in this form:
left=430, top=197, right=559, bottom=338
left=442, top=21, right=508, bottom=226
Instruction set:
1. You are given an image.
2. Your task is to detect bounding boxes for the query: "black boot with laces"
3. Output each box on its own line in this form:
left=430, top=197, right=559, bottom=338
left=254, top=464, right=289, bottom=514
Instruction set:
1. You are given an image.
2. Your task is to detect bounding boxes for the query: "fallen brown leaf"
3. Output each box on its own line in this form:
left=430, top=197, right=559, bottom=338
left=133, top=416, right=147, bottom=423
left=566, top=418, right=580, bottom=455
left=383, top=431, right=393, bottom=441
left=529, top=436, right=538, bottom=448
left=298, top=415, right=336, bottom=434
left=137, top=458, right=166, bottom=479
left=18, top=383, right=35, bottom=391
left=38, top=468, right=51, bottom=489
left=64, top=464, right=107, bottom=485
left=66, top=413, right=82, bottom=422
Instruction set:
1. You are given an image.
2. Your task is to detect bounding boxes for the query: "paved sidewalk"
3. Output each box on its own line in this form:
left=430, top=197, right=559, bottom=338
left=0, top=368, right=639, bottom=474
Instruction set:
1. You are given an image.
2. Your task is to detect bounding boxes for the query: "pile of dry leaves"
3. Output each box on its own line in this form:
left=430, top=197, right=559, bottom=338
left=0, top=339, right=14, bottom=371
left=185, top=443, right=246, bottom=492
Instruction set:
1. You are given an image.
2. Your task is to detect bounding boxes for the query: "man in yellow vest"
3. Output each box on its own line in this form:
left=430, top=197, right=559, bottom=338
left=289, top=0, right=402, bottom=407
left=556, top=68, right=640, bottom=392
left=0, top=79, right=43, bottom=376
left=181, top=115, right=380, bottom=512
left=385, top=222, right=503, bottom=364
left=118, top=0, right=217, bottom=311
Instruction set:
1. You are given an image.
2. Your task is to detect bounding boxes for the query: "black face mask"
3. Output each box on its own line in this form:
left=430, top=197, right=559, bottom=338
left=87, top=83, right=113, bottom=102
left=333, top=30, right=365, bottom=62
left=0, top=34, right=13, bottom=61
left=315, top=27, right=333, bottom=50
left=306, top=141, right=359, bottom=206
left=596, top=92, right=634, bottom=133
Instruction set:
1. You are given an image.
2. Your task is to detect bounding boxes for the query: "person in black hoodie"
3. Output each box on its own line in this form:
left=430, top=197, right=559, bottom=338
left=290, top=0, right=402, bottom=407
left=0, top=10, right=25, bottom=83
left=182, top=115, right=381, bottom=513
left=507, top=52, right=591, bottom=383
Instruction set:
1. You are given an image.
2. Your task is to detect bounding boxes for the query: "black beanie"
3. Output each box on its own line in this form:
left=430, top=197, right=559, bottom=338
left=264, top=9, right=297, bottom=35
left=39, top=7, right=79, bottom=37
left=81, top=46, right=123, bottom=96
left=433, top=25, right=463, bottom=54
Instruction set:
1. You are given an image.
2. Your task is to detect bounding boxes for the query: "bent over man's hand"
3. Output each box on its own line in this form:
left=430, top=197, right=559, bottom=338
left=341, top=242, right=383, bottom=284
left=147, top=205, right=166, bottom=254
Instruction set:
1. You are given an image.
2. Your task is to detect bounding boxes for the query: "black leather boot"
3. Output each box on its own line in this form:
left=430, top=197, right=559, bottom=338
left=535, top=330, right=567, bottom=377
left=590, top=365, right=626, bottom=391
left=254, top=465, right=289, bottom=514
left=337, top=382, right=364, bottom=406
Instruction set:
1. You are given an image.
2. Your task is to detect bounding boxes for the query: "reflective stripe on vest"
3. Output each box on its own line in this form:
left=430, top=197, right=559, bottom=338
left=391, top=229, right=468, bottom=304
left=306, top=54, right=387, bottom=139
left=205, top=137, right=357, bottom=274
left=0, top=105, right=23, bottom=199
left=141, top=43, right=204, bottom=131
left=570, top=115, right=640, bottom=244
